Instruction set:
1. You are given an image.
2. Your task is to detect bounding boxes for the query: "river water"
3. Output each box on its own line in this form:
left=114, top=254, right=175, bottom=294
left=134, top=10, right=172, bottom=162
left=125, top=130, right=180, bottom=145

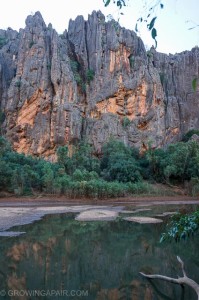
left=0, top=203, right=198, bottom=300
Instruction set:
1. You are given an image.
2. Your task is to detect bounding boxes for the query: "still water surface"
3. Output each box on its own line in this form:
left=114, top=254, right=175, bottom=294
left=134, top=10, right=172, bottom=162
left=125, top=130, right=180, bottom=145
left=0, top=204, right=198, bottom=300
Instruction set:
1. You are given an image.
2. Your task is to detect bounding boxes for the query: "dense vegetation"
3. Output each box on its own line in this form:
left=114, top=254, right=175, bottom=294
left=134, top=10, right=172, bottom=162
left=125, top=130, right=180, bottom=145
left=1, top=136, right=199, bottom=198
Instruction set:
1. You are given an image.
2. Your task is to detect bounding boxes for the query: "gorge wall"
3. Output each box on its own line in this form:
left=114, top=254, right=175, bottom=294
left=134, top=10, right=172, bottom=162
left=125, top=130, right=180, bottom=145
left=0, top=11, right=198, bottom=160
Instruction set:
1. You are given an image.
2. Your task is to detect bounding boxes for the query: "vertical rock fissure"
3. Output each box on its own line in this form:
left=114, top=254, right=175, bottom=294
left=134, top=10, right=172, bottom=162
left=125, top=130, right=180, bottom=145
left=172, top=65, right=183, bottom=136
left=84, top=21, right=90, bottom=71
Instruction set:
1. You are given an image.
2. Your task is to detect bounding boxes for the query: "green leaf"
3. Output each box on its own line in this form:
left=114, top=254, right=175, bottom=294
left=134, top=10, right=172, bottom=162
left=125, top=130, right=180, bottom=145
left=151, top=28, right=157, bottom=48
left=135, top=23, right=138, bottom=32
left=151, top=27, right=157, bottom=39
left=117, top=0, right=122, bottom=9
left=192, top=78, right=198, bottom=91
left=147, top=17, right=157, bottom=30
left=104, top=0, right=111, bottom=7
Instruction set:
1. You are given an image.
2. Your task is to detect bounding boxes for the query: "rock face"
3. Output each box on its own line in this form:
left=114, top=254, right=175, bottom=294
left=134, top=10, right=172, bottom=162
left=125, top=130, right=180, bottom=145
left=0, top=11, right=198, bottom=159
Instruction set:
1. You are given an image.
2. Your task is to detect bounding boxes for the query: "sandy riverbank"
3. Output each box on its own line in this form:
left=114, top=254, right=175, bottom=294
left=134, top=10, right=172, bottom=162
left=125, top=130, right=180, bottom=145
left=0, top=195, right=198, bottom=236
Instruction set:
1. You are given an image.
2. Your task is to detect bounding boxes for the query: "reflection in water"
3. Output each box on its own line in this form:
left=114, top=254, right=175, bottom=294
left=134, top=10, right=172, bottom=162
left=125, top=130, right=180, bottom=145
left=0, top=206, right=198, bottom=300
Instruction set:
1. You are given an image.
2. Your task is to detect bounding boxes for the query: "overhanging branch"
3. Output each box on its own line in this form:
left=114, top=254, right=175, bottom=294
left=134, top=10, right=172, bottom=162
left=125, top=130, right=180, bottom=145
left=140, top=256, right=199, bottom=300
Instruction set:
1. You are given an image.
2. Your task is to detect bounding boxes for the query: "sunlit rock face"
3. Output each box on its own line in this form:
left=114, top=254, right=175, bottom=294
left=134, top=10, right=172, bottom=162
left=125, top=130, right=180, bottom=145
left=0, top=11, right=198, bottom=159
left=1, top=12, right=79, bottom=161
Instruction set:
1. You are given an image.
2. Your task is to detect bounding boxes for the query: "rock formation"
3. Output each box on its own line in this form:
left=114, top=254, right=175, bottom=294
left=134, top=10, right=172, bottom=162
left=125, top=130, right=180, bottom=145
left=0, top=11, right=198, bottom=160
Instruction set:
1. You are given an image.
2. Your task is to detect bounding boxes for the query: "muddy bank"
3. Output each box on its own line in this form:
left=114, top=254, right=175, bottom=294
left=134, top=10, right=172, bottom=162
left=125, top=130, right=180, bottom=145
left=0, top=195, right=199, bottom=207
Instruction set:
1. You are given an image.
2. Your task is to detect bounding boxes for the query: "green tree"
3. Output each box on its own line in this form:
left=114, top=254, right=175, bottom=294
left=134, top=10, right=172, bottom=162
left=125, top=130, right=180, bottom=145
left=101, top=139, right=141, bottom=182
left=162, top=141, right=199, bottom=183
left=57, top=145, right=69, bottom=165
left=52, top=174, right=71, bottom=194
left=41, top=163, right=54, bottom=193
left=57, top=145, right=73, bottom=174
left=145, top=145, right=166, bottom=181
left=57, top=142, right=100, bottom=174
left=0, top=136, right=11, bottom=156
left=0, top=160, right=12, bottom=190
left=72, top=169, right=99, bottom=181
left=12, top=165, right=27, bottom=195
left=145, top=141, right=199, bottom=183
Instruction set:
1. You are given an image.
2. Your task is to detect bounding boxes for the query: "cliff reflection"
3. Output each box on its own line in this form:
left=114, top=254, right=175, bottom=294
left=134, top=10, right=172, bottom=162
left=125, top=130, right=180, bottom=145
left=0, top=212, right=198, bottom=300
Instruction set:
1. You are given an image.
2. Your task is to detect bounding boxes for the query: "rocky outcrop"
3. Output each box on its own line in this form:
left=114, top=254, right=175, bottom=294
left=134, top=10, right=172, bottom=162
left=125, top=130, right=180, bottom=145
left=151, top=47, right=199, bottom=144
left=0, top=11, right=198, bottom=159
left=2, top=12, right=81, bottom=158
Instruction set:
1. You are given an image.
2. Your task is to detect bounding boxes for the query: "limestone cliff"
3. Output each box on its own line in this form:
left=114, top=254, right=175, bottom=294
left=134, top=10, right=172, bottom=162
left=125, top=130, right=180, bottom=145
left=0, top=11, right=198, bottom=159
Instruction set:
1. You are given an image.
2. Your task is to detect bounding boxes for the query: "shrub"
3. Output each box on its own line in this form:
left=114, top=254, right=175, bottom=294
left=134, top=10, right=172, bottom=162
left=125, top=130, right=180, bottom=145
left=182, top=129, right=199, bottom=142
left=15, top=80, right=21, bottom=88
left=128, top=55, right=135, bottom=68
left=0, top=110, right=5, bottom=125
left=127, top=181, right=153, bottom=194
left=29, top=41, right=34, bottom=48
left=86, top=69, right=95, bottom=83
left=159, top=72, right=165, bottom=85
left=189, top=177, right=199, bottom=196
left=160, top=210, right=199, bottom=242
left=70, top=60, right=79, bottom=73
left=67, top=179, right=128, bottom=199
left=0, top=36, right=7, bottom=49
left=122, top=116, right=131, bottom=128
left=74, top=73, right=82, bottom=84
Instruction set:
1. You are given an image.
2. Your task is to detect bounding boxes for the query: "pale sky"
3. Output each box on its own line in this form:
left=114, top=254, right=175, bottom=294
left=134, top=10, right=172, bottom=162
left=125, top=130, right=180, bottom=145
left=0, top=0, right=198, bottom=54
